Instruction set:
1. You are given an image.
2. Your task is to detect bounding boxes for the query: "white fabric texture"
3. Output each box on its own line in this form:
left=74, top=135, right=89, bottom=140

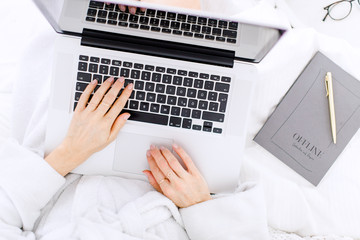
left=0, top=138, right=270, bottom=240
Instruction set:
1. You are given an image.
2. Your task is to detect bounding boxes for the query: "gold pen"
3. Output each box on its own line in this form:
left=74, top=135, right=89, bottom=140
left=325, top=72, right=337, bottom=144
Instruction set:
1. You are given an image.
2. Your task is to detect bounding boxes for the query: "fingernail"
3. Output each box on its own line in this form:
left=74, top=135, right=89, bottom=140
left=160, top=146, right=166, bottom=150
left=91, top=79, right=97, bottom=85
left=122, top=114, right=130, bottom=120
left=127, top=83, right=133, bottom=90
left=146, top=151, right=151, bottom=157
left=120, top=5, right=126, bottom=11
left=107, top=77, right=114, bottom=83
left=119, top=77, right=125, bottom=83
left=150, top=145, right=155, bottom=150
left=130, top=8, right=136, bottom=14
left=173, top=143, right=179, bottom=149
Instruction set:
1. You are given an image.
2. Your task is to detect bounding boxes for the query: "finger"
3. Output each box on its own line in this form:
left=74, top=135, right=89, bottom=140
left=76, top=80, right=97, bottom=112
left=140, top=7, right=146, bottom=12
left=86, top=77, right=115, bottom=112
left=105, top=79, right=133, bottom=122
left=149, top=145, right=179, bottom=181
left=160, top=146, right=188, bottom=179
left=129, top=6, right=137, bottom=14
left=147, top=150, right=170, bottom=189
left=172, top=144, right=199, bottom=175
left=119, top=4, right=126, bottom=11
left=96, top=78, right=125, bottom=116
left=143, top=170, right=163, bottom=193
left=108, top=112, right=130, bottom=142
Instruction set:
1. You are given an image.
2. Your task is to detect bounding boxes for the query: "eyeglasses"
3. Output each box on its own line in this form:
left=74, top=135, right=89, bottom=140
left=323, top=0, right=360, bottom=21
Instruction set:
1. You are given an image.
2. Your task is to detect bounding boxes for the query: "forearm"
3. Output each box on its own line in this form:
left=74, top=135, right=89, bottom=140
left=0, top=139, right=65, bottom=234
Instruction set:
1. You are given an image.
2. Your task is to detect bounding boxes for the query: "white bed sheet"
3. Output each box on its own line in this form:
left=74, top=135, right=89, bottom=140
left=1, top=0, right=360, bottom=239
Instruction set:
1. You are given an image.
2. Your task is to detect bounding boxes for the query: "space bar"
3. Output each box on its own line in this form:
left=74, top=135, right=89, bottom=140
left=123, top=110, right=169, bottom=126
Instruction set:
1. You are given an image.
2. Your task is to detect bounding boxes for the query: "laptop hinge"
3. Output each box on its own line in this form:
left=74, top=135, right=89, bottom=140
left=81, top=29, right=235, bottom=68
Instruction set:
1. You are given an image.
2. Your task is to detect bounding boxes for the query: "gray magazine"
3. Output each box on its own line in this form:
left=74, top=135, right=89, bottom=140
left=254, top=52, right=360, bottom=186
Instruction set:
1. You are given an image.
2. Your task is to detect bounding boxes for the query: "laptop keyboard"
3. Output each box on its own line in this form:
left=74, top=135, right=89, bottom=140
left=74, top=55, right=231, bottom=134
left=85, top=1, right=238, bottom=44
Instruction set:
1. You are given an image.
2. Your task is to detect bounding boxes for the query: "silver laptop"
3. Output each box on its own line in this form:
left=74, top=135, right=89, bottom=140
left=35, top=0, right=285, bottom=192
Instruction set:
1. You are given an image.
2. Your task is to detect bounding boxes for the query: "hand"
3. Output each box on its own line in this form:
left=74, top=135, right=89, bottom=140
left=45, top=77, right=133, bottom=176
left=106, top=1, right=146, bottom=15
left=143, top=144, right=212, bottom=208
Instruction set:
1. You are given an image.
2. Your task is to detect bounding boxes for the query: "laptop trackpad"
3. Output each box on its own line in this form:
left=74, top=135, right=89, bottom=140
left=113, top=132, right=173, bottom=174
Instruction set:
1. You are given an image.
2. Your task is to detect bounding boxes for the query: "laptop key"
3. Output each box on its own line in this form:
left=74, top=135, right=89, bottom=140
left=140, top=16, right=149, bottom=24
left=187, top=89, right=197, bottom=98
left=135, top=81, right=144, bottom=90
left=177, top=97, right=187, bottom=107
left=194, top=33, right=204, bottom=39
left=219, top=102, right=227, bottom=113
left=145, top=82, right=155, bottom=92
left=98, top=10, right=107, bottom=18
left=183, top=77, right=193, bottom=87
left=192, top=124, right=201, bottom=131
left=218, top=20, right=228, bottom=28
left=162, top=28, right=172, bottom=34
left=140, top=102, right=149, bottom=111
left=205, top=35, right=215, bottom=40
left=78, top=62, right=87, bottom=71
left=77, top=72, right=91, bottom=82
left=176, top=87, right=186, bottom=96
left=182, top=119, right=192, bottom=129
left=99, top=65, right=109, bottom=74
left=79, top=55, right=89, bottom=61
left=188, top=99, right=198, bottom=108
left=216, top=37, right=226, bottom=42
left=178, top=70, right=187, bottom=76
left=177, top=14, right=187, bottom=22
left=75, top=92, right=82, bottom=101
left=191, top=110, right=201, bottom=119
left=110, top=66, right=119, bottom=76
left=212, top=28, right=222, bottom=36
left=123, top=62, right=133, bottom=68
left=120, top=68, right=130, bottom=77
left=183, top=32, right=193, bottom=37
left=76, top=82, right=88, bottom=92
left=93, top=74, right=102, bottom=83
left=229, top=22, right=239, bottom=30
left=203, top=126, right=212, bottom=132
left=223, top=30, right=237, bottom=39
left=181, top=23, right=191, bottom=31
left=151, top=27, right=161, bottom=32
left=213, top=128, right=223, bottom=134
left=108, top=12, right=118, bottom=20
left=162, top=74, right=172, bottom=84
left=157, top=10, right=166, bottom=18
left=198, top=100, right=208, bottom=110
left=129, top=15, right=139, bottom=23
left=202, top=27, right=211, bottom=34
left=119, top=13, right=129, bottom=21
left=204, top=81, right=214, bottom=90
left=152, top=73, right=161, bottom=82
left=173, top=76, right=182, bottom=85
left=198, top=90, right=207, bottom=99
left=89, top=64, right=98, bottom=73
left=157, top=94, right=166, bottom=104
left=141, top=71, right=151, bottom=81
left=131, top=70, right=140, bottom=79
left=150, top=18, right=160, bottom=26
left=198, top=17, right=207, bottom=25
left=191, top=25, right=201, bottom=33
left=208, top=92, right=218, bottom=101
left=200, top=73, right=209, bottom=79
left=107, top=20, right=117, bottom=25
left=125, top=110, right=169, bottom=126
left=146, top=93, right=156, bottom=102
left=167, top=96, right=177, bottom=105
left=90, top=57, right=100, bottom=63
left=89, top=1, right=104, bottom=9
left=171, top=106, right=181, bottom=116
left=187, top=15, right=197, bottom=23
left=227, top=38, right=237, bottom=44
left=87, top=8, right=97, bottom=17
left=167, top=68, right=176, bottom=74
left=189, top=72, right=198, bottom=78
left=208, top=19, right=217, bottom=27
left=118, top=22, right=128, bottom=27
left=129, top=23, right=139, bottom=29
left=215, top=82, right=230, bottom=92
left=167, top=12, right=177, bottom=20
left=146, top=9, right=156, bottom=17
left=194, top=79, right=204, bottom=89
left=171, top=21, right=180, bottom=29
left=169, top=116, right=181, bottom=127
left=181, top=108, right=191, bottom=117
left=155, top=84, right=165, bottom=93
left=150, top=103, right=160, bottom=113
left=136, top=91, right=146, bottom=100
left=173, top=30, right=182, bottom=35
left=145, top=65, right=155, bottom=71
left=160, top=19, right=170, bottom=28
left=221, top=76, right=231, bottom=82
left=209, top=102, right=219, bottom=112
left=202, top=111, right=224, bottom=122
left=160, top=105, right=170, bottom=114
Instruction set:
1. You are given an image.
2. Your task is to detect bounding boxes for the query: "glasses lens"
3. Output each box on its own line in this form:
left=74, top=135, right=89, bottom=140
left=329, top=1, right=352, bottom=20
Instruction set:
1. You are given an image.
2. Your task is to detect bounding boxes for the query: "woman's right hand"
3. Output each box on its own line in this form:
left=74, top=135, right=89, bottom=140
left=45, top=77, right=133, bottom=176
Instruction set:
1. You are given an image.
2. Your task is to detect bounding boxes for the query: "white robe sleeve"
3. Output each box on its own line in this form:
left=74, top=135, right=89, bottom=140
left=179, top=182, right=270, bottom=240
left=0, top=139, right=66, bottom=239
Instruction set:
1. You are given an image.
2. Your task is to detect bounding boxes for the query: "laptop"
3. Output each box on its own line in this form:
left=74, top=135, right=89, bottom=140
left=34, top=0, right=285, bottom=192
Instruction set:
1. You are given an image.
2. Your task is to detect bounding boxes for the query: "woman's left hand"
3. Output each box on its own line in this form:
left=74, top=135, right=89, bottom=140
left=143, top=144, right=212, bottom=208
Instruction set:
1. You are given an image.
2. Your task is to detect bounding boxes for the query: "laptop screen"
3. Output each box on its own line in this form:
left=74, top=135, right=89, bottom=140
left=33, top=0, right=285, bottom=63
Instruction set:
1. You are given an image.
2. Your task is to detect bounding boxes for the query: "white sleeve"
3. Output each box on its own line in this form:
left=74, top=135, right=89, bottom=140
left=179, top=182, right=270, bottom=240
left=0, top=139, right=66, bottom=239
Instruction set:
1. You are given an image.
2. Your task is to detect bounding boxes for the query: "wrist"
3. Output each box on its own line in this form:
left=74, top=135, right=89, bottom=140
left=45, top=142, right=89, bottom=176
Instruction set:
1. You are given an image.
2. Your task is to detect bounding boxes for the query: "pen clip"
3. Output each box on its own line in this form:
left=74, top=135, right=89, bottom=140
left=325, top=73, right=329, bottom=97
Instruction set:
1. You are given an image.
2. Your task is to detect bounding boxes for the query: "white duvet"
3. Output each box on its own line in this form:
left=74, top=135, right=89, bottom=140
left=1, top=0, right=360, bottom=239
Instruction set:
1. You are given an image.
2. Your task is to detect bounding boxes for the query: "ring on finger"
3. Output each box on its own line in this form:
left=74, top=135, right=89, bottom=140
left=159, top=178, right=167, bottom=185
